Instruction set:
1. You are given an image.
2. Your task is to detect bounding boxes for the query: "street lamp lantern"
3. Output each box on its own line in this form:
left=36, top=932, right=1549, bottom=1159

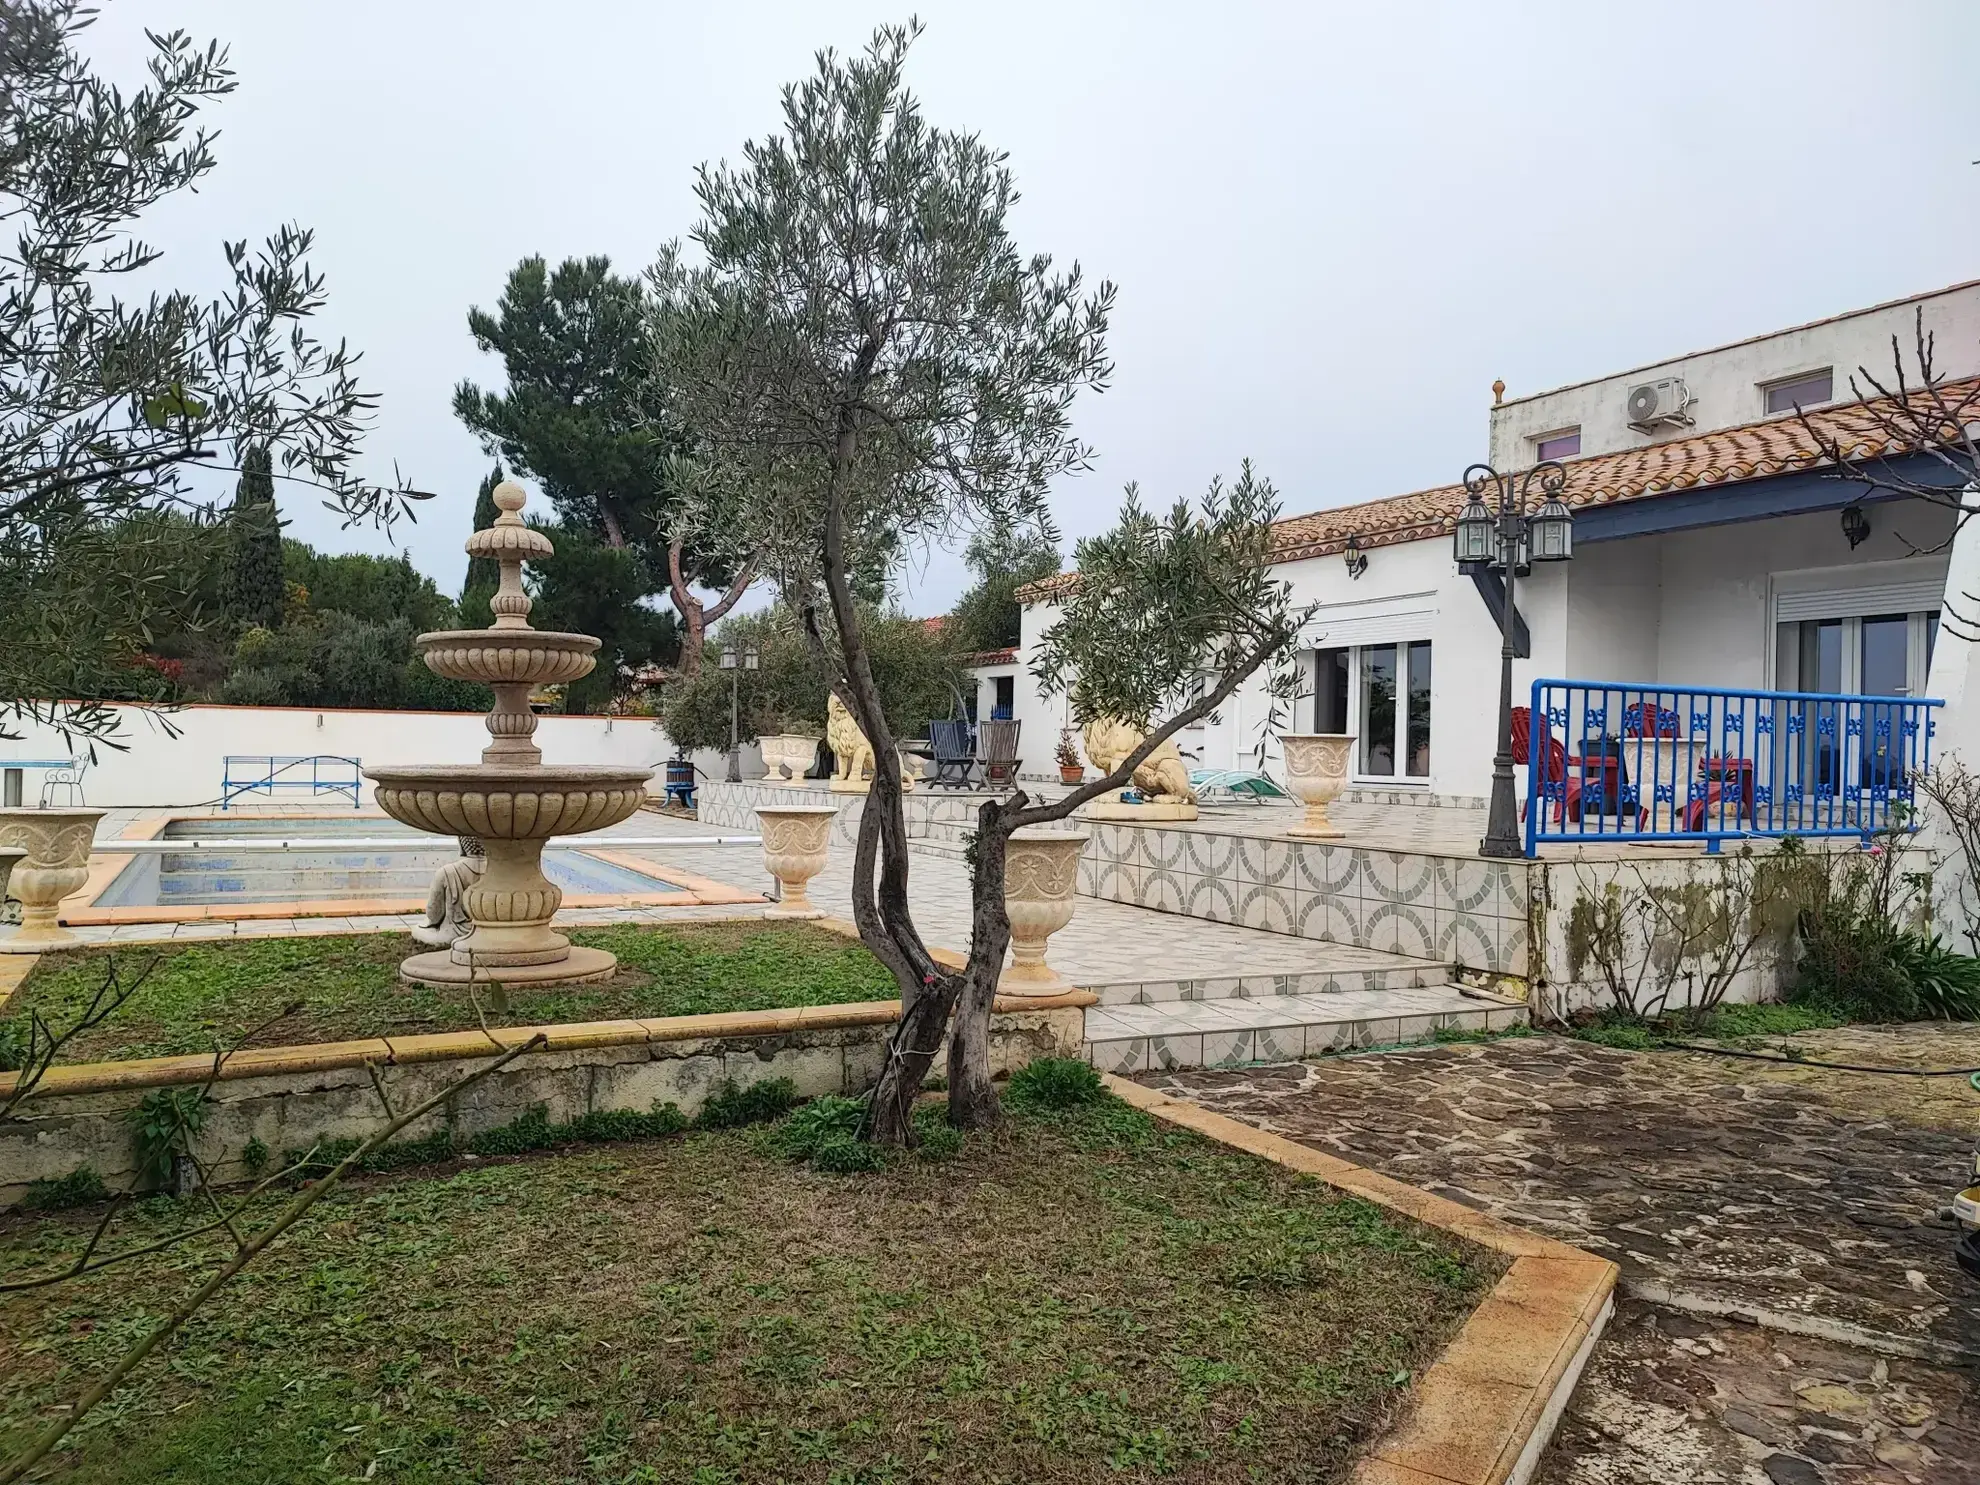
left=720, top=645, right=754, bottom=782
left=1454, top=494, right=1495, bottom=565
left=1455, top=459, right=1577, bottom=858
left=1531, top=495, right=1575, bottom=563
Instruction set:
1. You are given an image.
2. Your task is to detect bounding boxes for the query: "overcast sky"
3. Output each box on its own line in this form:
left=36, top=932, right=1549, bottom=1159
left=83, top=0, right=1980, bottom=614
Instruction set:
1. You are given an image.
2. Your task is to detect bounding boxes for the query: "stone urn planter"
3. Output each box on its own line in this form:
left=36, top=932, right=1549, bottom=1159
left=999, top=827, right=1087, bottom=996
left=0, top=808, right=106, bottom=951
left=755, top=803, right=838, bottom=919
left=1282, top=734, right=1355, bottom=839
left=759, top=734, right=820, bottom=784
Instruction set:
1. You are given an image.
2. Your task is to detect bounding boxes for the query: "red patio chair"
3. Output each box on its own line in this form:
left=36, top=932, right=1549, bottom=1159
left=1685, top=755, right=1755, bottom=832
left=1512, top=706, right=1648, bottom=829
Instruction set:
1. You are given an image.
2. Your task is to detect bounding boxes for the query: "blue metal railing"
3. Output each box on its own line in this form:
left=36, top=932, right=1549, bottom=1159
left=1524, top=680, right=1940, bottom=855
left=221, top=755, right=363, bottom=810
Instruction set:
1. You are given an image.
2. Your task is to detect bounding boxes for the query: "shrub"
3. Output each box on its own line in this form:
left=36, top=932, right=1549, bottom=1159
left=23, top=1165, right=109, bottom=1210
left=566, top=1103, right=689, bottom=1143
left=1887, top=933, right=1980, bottom=1021
left=909, top=1106, right=964, bottom=1161
left=1004, top=1057, right=1104, bottom=1111
left=769, top=1095, right=882, bottom=1173
left=694, top=1078, right=801, bottom=1130
left=128, top=1087, right=208, bottom=1187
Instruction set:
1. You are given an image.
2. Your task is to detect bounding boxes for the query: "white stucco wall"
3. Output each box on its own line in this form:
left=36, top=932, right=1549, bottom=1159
left=1489, top=280, right=1980, bottom=466
left=1, top=703, right=679, bottom=808
left=1016, top=495, right=1962, bottom=804
left=1017, top=539, right=1570, bottom=801
left=1648, top=500, right=1952, bottom=691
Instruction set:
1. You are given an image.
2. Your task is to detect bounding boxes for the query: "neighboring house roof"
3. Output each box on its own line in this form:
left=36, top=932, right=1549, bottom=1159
left=957, top=647, right=1017, bottom=668
left=919, top=615, right=947, bottom=634
left=1016, top=377, right=1973, bottom=602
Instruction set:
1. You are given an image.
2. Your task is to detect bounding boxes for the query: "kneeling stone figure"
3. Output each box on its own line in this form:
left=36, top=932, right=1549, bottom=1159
left=412, top=836, right=485, bottom=949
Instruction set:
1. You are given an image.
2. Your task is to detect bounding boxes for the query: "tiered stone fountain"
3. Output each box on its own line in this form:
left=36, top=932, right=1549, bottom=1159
left=367, top=483, right=651, bottom=988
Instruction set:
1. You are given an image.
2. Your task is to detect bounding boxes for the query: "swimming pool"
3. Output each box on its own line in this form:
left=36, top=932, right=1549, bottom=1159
left=93, top=817, right=687, bottom=908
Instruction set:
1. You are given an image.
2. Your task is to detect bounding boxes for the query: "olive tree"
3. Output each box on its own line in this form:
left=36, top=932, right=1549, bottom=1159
left=647, top=23, right=1307, bottom=1142
left=1, top=2, right=415, bottom=744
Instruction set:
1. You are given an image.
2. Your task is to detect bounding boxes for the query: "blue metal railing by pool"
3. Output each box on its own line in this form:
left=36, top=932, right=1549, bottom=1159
left=221, top=755, right=363, bottom=810
left=1524, top=679, right=1941, bottom=855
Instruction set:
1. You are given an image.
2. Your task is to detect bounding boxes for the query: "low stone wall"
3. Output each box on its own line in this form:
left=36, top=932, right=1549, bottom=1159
left=1523, top=842, right=1930, bottom=1018
left=0, top=1002, right=1084, bottom=1207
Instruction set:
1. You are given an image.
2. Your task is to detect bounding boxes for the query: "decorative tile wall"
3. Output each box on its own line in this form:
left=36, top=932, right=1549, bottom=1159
left=1084, top=826, right=1532, bottom=976
left=699, top=783, right=1535, bottom=977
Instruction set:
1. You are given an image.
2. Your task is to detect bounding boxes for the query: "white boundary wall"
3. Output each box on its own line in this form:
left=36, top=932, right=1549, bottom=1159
left=4, top=703, right=685, bottom=809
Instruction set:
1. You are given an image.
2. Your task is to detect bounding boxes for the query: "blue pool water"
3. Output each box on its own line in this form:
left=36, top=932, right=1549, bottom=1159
left=95, top=817, right=683, bottom=907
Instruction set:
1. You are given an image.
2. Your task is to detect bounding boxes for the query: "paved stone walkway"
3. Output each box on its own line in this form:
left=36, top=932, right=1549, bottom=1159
left=1539, top=1298, right=1980, bottom=1485
left=1142, top=1029, right=1980, bottom=1484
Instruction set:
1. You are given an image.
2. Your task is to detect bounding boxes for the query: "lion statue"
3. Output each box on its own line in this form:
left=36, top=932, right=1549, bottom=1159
left=826, top=694, right=875, bottom=786
left=1081, top=717, right=1197, bottom=803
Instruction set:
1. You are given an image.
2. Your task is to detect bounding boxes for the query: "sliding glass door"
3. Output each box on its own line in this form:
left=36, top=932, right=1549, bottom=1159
left=1314, top=641, right=1432, bottom=782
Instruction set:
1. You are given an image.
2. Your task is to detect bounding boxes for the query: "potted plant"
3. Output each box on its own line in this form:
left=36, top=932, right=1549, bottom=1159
left=1056, top=729, right=1084, bottom=786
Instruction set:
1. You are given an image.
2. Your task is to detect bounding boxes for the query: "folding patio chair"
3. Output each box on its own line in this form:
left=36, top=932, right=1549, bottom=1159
left=927, top=719, right=978, bottom=789
left=976, top=718, right=1022, bottom=788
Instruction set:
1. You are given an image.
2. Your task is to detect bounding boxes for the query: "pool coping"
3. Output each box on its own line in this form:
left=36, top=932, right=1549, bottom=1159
left=63, top=809, right=765, bottom=925
left=1103, top=1076, right=1617, bottom=1485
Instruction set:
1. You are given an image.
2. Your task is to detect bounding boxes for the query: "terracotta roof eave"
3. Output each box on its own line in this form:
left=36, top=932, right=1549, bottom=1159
left=1021, top=379, right=1970, bottom=593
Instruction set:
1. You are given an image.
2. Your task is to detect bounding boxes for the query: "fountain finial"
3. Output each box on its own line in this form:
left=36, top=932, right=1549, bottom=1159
left=466, top=480, right=555, bottom=632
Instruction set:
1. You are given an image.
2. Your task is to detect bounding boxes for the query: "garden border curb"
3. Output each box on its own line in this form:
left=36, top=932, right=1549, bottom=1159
left=1104, top=1075, right=1617, bottom=1485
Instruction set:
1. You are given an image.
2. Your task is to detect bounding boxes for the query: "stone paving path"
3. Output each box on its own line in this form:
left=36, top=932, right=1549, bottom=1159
left=1141, top=1029, right=1980, bottom=1485
left=1538, top=1298, right=1980, bottom=1485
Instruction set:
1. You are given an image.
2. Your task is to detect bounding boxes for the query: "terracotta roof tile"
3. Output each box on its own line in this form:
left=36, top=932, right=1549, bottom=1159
left=1017, top=379, right=1969, bottom=601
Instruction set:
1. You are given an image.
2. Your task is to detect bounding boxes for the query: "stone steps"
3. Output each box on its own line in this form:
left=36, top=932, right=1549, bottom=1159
left=1083, top=984, right=1525, bottom=1074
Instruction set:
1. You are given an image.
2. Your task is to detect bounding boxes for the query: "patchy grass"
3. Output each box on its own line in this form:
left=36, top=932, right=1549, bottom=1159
left=1690, top=1002, right=1848, bottom=1041
left=0, top=1094, right=1498, bottom=1484
left=3, top=923, right=897, bottom=1065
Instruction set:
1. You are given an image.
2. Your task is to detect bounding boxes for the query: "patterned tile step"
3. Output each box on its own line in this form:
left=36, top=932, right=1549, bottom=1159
left=1086, top=954, right=1448, bottom=1006
left=1083, top=987, right=1524, bottom=1073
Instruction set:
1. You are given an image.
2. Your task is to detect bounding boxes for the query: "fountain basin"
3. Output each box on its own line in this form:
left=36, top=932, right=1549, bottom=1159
left=366, top=765, right=651, bottom=988
left=366, top=765, right=649, bottom=839
left=415, top=630, right=599, bottom=687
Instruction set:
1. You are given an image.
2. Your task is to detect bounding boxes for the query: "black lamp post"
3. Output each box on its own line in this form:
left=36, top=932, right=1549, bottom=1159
left=720, top=644, right=760, bottom=783
left=1454, top=460, right=1575, bottom=858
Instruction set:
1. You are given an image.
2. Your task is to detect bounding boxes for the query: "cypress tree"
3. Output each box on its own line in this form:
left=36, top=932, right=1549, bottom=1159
left=457, top=464, right=504, bottom=626
left=225, top=445, right=285, bottom=631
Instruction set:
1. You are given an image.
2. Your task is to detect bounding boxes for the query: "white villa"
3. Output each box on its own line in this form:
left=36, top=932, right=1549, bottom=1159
left=1015, top=279, right=1980, bottom=821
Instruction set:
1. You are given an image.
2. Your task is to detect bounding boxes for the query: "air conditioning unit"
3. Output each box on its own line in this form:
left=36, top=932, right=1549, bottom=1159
left=1625, top=377, right=1694, bottom=432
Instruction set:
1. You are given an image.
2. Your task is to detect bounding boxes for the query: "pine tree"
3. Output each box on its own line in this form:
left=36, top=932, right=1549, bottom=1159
left=225, top=445, right=285, bottom=631
left=457, top=464, right=504, bottom=626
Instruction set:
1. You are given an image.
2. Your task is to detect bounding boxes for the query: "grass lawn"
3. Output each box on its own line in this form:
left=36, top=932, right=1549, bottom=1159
left=0, top=1092, right=1497, bottom=1484
left=3, top=924, right=898, bottom=1065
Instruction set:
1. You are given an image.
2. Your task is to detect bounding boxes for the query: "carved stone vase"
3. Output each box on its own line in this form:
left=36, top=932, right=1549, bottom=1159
left=999, top=828, right=1087, bottom=996
left=755, top=804, right=837, bottom=919
left=1282, top=734, right=1355, bottom=839
left=0, top=808, right=106, bottom=951
left=758, top=735, right=820, bottom=784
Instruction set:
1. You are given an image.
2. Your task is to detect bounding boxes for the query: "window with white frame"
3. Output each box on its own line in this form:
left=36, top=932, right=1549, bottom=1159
left=1762, top=369, right=1833, bottom=416
left=1314, top=641, right=1431, bottom=780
